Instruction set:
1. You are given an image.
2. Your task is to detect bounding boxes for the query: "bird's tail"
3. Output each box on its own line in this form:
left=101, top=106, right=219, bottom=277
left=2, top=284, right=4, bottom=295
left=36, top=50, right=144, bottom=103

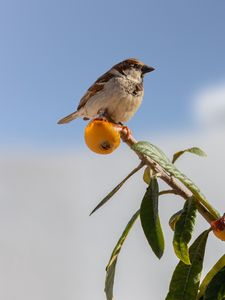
left=57, top=111, right=79, bottom=124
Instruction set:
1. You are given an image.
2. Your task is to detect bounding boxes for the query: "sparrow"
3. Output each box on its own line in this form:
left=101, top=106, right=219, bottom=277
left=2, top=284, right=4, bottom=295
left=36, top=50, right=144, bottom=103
left=57, top=58, right=154, bottom=125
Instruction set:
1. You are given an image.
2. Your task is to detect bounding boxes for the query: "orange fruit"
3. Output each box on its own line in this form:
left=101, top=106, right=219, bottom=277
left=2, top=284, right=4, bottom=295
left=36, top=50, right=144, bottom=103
left=211, top=214, right=225, bottom=241
left=84, top=119, right=121, bottom=154
left=213, top=229, right=225, bottom=241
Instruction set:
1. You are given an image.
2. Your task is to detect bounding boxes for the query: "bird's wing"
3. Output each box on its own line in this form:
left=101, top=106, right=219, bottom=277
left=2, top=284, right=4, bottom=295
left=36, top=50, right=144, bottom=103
left=77, top=71, right=114, bottom=110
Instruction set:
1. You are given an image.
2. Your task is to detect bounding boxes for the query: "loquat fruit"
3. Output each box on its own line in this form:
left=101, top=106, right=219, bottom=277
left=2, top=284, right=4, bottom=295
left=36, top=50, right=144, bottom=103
left=84, top=119, right=121, bottom=155
left=211, top=214, right=225, bottom=241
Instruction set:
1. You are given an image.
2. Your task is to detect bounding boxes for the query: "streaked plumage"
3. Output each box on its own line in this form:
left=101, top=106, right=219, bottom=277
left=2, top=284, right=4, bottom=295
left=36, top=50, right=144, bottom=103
left=58, top=58, right=154, bottom=124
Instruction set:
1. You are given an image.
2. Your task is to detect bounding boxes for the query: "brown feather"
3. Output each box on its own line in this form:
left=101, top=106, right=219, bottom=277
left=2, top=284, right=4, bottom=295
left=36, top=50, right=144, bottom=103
left=76, top=58, right=144, bottom=111
left=57, top=111, right=78, bottom=124
left=77, top=72, right=114, bottom=110
left=113, top=58, right=145, bottom=75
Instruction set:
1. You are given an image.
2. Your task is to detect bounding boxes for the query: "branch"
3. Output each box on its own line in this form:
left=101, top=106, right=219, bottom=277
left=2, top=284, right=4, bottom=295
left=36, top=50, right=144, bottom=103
left=158, top=189, right=180, bottom=196
left=120, top=129, right=215, bottom=224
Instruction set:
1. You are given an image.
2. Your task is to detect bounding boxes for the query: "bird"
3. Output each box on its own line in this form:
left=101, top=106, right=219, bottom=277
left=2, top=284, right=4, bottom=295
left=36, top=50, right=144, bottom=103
left=57, top=58, right=154, bottom=125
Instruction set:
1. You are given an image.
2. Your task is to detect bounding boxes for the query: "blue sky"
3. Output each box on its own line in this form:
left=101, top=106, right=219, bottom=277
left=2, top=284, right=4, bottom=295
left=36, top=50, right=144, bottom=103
left=1, top=0, right=225, bottom=149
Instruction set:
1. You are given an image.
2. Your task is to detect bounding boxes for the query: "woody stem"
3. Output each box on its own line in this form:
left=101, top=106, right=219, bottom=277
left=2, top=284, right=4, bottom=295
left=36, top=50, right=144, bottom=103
left=119, top=129, right=217, bottom=224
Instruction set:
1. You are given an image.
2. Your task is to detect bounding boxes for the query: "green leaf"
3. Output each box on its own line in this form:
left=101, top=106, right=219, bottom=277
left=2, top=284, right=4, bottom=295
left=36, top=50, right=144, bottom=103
left=169, top=209, right=183, bottom=231
left=197, top=254, right=225, bottom=299
left=172, top=147, right=207, bottom=164
left=140, top=176, right=164, bottom=259
left=105, top=259, right=117, bottom=300
left=166, top=230, right=210, bottom=300
left=105, top=210, right=140, bottom=300
left=132, top=141, right=171, bottom=166
left=132, top=141, right=220, bottom=219
left=173, top=197, right=197, bottom=264
left=90, top=164, right=143, bottom=215
left=200, top=266, right=225, bottom=300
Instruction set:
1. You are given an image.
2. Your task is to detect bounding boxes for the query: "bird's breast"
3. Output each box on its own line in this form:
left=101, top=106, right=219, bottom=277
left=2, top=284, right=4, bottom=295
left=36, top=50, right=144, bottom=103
left=83, top=76, right=144, bottom=123
left=104, top=77, right=144, bottom=122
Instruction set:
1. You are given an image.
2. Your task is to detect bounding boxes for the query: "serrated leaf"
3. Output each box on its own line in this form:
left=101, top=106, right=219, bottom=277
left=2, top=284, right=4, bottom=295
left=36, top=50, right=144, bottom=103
left=132, top=141, right=171, bottom=166
left=200, top=266, right=225, bottom=300
left=197, top=254, right=225, bottom=299
left=166, top=230, right=210, bottom=300
left=173, top=197, right=197, bottom=264
left=90, top=164, right=143, bottom=215
left=172, top=147, right=207, bottom=164
left=132, top=141, right=220, bottom=219
left=105, top=210, right=140, bottom=300
left=140, top=176, right=164, bottom=259
left=169, top=209, right=183, bottom=231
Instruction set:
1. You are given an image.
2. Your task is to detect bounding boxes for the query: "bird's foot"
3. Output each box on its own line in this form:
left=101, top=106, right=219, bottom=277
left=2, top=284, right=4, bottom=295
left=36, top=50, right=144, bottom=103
left=93, top=114, right=132, bottom=142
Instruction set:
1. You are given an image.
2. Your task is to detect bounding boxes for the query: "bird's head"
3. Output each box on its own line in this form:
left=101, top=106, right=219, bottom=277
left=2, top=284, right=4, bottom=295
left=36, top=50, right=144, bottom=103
left=113, top=58, right=155, bottom=82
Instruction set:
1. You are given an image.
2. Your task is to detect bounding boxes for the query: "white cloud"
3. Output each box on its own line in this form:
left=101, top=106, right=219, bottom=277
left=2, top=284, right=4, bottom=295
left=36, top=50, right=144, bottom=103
left=0, top=131, right=225, bottom=300
left=194, top=81, right=225, bottom=129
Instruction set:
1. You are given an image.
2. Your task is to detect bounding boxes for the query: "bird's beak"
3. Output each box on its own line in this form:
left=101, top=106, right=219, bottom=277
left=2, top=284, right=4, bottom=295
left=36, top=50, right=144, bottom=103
left=142, top=65, right=155, bottom=74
